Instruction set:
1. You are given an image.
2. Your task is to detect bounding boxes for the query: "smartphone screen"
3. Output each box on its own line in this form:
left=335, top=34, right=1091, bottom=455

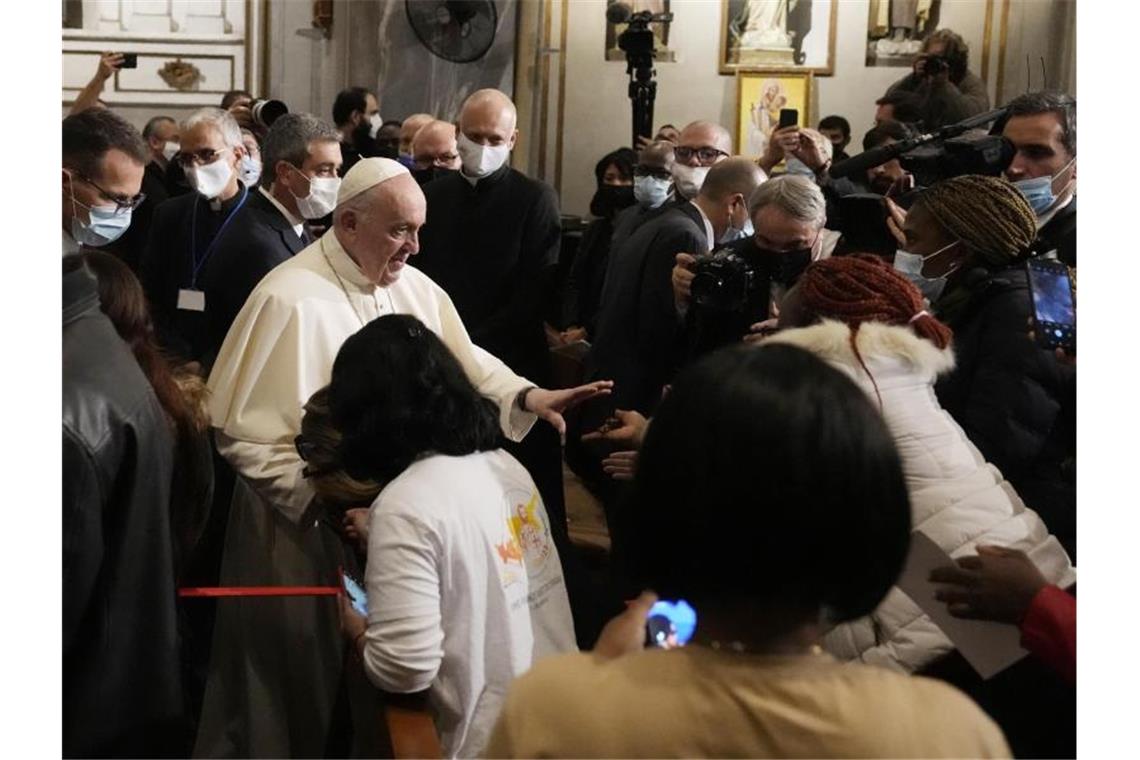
left=1028, top=261, right=1075, bottom=351
left=778, top=108, right=799, bottom=129
left=342, top=573, right=368, bottom=616
left=645, top=599, right=697, bottom=649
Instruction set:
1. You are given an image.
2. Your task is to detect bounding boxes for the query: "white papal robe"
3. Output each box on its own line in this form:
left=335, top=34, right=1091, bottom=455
left=193, top=229, right=537, bottom=758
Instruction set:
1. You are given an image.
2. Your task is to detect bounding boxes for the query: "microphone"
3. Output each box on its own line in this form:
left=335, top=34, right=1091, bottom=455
left=606, top=1, right=633, bottom=24
left=828, top=140, right=917, bottom=180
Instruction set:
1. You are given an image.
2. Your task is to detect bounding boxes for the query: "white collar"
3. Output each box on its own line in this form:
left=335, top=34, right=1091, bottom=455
left=689, top=200, right=715, bottom=251
left=259, top=186, right=305, bottom=238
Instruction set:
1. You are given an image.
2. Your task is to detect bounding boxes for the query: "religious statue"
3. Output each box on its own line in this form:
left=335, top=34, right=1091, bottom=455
left=729, top=0, right=812, bottom=66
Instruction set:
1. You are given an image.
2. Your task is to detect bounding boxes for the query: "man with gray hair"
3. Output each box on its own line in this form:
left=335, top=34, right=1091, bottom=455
left=200, top=111, right=343, bottom=360
left=196, top=157, right=610, bottom=757
left=141, top=106, right=250, bottom=361
left=672, top=174, right=836, bottom=355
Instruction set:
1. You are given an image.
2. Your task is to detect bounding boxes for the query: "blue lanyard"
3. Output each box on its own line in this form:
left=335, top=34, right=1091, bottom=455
left=189, top=184, right=249, bottom=288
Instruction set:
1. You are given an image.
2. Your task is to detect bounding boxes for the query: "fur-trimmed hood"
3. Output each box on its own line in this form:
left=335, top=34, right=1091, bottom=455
left=764, top=319, right=956, bottom=379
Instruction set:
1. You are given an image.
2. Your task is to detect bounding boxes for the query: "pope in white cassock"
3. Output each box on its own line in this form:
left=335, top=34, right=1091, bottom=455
left=194, top=158, right=611, bottom=757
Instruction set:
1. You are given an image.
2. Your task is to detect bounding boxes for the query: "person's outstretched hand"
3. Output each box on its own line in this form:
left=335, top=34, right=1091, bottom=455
left=593, top=591, right=658, bottom=660
left=929, top=545, right=1049, bottom=624
left=95, top=52, right=125, bottom=82
left=582, top=409, right=648, bottom=449
left=601, top=450, right=638, bottom=481
left=525, top=381, right=614, bottom=442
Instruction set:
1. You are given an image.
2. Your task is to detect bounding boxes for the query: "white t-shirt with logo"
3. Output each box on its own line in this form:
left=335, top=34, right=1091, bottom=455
left=361, top=449, right=577, bottom=758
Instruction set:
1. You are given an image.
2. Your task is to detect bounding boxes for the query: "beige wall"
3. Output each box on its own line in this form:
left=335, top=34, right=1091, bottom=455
left=555, top=0, right=1003, bottom=217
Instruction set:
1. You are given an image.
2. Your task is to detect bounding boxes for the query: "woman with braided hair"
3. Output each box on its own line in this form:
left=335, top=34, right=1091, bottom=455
left=893, top=174, right=1076, bottom=560
left=767, top=255, right=1074, bottom=681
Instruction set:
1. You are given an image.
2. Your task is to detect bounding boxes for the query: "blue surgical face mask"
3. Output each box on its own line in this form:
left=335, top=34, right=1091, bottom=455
left=240, top=155, right=262, bottom=187
left=893, top=240, right=961, bottom=304
left=68, top=179, right=132, bottom=247
left=633, top=174, right=671, bottom=208
left=785, top=157, right=817, bottom=178
left=1012, top=157, right=1076, bottom=216
left=717, top=201, right=754, bottom=244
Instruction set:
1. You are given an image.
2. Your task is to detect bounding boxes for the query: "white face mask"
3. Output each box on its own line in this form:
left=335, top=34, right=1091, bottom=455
left=457, top=131, right=511, bottom=178
left=162, top=141, right=180, bottom=162
left=187, top=156, right=234, bottom=199
left=633, top=175, right=672, bottom=208
left=240, top=155, right=262, bottom=187
left=672, top=164, right=709, bottom=200
left=369, top=113, right=384, bottom=140
left=290, top=167, right=341, bottom=219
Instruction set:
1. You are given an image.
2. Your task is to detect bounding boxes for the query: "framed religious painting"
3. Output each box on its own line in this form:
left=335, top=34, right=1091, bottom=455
left=735, top=70, right=813, bottom=156
left=720, top=0, right=837, bottom=75
left=606, top=0, right=676, bottom=63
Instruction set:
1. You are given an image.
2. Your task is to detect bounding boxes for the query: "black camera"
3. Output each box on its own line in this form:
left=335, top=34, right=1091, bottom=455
left=251, top=98, right=288, bottom=128
left=691, top=248, right=759, bottom=312
left=900, top=130, right=1014, bottom=187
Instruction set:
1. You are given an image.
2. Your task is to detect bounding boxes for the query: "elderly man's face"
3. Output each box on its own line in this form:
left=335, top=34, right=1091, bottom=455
left=346, top=174, right=427, bottom=287
left=413, top=125, right=461, bottom=170
left=751, top=204, right=819, bottom=254
left=675, top=124, right=730, bottom=167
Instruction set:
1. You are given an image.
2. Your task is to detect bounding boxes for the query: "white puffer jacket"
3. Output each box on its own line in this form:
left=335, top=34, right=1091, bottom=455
left=766, top=320, right=1076, bottom=674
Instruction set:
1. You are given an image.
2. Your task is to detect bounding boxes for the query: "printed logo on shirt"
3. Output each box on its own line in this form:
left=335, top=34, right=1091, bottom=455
left=495, top=489, right=553, bottom=586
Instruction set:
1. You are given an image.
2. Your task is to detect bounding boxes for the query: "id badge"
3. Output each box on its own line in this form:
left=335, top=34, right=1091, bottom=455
left=177, top=288, right=206, bottom=312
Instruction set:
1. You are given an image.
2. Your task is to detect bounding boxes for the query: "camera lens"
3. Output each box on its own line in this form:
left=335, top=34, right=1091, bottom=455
left=252, top=99, right=288, bottom=128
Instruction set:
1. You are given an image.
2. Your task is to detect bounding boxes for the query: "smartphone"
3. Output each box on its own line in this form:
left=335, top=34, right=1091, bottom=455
left=645, top=599, right=697, bottom=649
left=120, top=53, right=138, bottom=69
left=1027, top=259, right=1075, bottom=353
left=778, top=108, right=799, bottom=129
left=340, top=568, right=368, bottom=616
left=836, top=194, right=896, bottom=256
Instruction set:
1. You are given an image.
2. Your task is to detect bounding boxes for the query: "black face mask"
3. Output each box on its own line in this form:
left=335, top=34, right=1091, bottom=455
left=411, top=166, right=456, bottom=186
left=350, top=121, right=382, bottom=157
left=590, top=185, right=637, bottom=219
left=755, top=245, right=813, bottom=285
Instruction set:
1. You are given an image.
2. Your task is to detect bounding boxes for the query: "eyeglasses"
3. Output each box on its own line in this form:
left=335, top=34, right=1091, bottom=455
left=673, top=146, right=730, bottom=165
left=75, top=173, right=146, bottom=214
left=414, top=153, right=459, bottom=170
left=634, top=166, right=672, bottom=181
left=175, top=148, right=227, bottom=168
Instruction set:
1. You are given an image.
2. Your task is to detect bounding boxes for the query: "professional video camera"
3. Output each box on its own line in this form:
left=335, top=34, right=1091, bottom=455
left=606, top=1, right=673, bottom=147
left=830, top=107, right=1014, bottom=187
left=251, top=99, right=288, bottom=128
left=690, top=248, right=760, bottom=312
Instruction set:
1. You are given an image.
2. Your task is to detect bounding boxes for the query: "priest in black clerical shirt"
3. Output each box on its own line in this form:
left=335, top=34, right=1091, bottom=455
left=412, top=88, right=569, bottom=568
left=141, top=107, right=249, bottom=363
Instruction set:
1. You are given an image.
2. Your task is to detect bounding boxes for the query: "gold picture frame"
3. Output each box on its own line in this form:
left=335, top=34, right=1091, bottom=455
left=720, top=0, right=837, bottom=76
left=735, top=70, right=813, bottom=156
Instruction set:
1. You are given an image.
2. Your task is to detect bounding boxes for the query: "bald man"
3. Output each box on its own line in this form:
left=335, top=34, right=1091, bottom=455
left=398, top=112, right=435, bottom=164
left=590, top=157, right=766, bottom=417
left=671, top=120, right=733, bottom=199
left=411, top=88, right=574, bottom=610
left=609, top=139, right=676, bottom=262
left=409, top=119, right=461, bottom=185
left=197, top=157, right=608, bottom=756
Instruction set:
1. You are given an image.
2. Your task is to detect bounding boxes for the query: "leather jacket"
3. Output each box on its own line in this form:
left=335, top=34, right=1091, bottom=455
left=63, top=261, right=185, bottom=757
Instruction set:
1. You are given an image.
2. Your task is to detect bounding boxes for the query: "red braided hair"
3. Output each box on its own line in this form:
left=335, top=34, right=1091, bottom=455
left=798, top=255, right=953, bottom=349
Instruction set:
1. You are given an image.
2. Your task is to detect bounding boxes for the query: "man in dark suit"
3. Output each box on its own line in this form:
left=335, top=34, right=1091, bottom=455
left=588, top=157, right=767, bottom=417
left=200, top=112, right=343, bottom=363
left=332, top=86, right=381, bottom=177
left=102, top=115, right=177, bottom=273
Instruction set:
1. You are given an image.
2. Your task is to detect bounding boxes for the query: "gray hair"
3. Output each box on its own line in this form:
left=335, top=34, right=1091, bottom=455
left=748, top=175, right=826, bottom=228
left=261, top=112, right=340, bottom=186
left=142, top=115, right=175, bottom=141
left=180, top=107, right=243, bottom=150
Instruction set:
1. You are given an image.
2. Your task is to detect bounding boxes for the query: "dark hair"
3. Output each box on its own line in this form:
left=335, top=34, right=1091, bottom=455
left=627, top=344, right=911, bottom=624
left=1002, top=91, right=1076, bottom=158
left=220, top=89, right=253, bottom=109
left=68, top=251, right=210, bottom=573
left=874, top=92, right=924, bottom=125
left=261, top=112, right=340, bottom=185
left=818, top=115, right=851, bottom=140
left=328, top=314, right=502, bottom=485
left=333, top=86, right=373, bottom=127
left=862, top=120, right=915, bottom=151
left=924, top=29, right=969, bottom=83
left=62, top=109, right=148, bottom=179
left=594, top=147, right=637, bottom=186
left=142, top=115, right=176, bottom=141
left=380, top=119, right=403, bottom=130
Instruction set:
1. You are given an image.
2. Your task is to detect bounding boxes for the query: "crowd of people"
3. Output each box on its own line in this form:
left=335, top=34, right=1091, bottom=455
left=63, top=28, right=1076, bottom=759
